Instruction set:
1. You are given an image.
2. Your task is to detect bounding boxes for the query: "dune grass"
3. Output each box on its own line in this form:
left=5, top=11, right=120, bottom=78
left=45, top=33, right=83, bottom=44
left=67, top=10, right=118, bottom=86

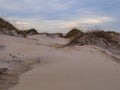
left=66, top=30, right=120, bottom=48
left=64, top=28, right=84, bottom=38
left=0, top=17, right=38, bottom=37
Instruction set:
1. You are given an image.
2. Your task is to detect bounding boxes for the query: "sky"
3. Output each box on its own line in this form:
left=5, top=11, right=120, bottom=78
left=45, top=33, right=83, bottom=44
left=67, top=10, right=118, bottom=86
left=0, top=0, right=120, bottom=33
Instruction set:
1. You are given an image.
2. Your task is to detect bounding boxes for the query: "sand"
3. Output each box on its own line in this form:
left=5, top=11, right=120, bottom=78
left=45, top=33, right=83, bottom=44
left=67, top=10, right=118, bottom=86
left=9, top=46, right=120, bottom=90
left=0, top=34, right=120, bottom=90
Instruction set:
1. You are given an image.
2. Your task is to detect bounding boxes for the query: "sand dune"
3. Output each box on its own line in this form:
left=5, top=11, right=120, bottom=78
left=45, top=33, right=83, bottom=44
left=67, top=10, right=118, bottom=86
left=0, top=34, right=120, bottom=90
left=9, top=46, right=120, bottom=90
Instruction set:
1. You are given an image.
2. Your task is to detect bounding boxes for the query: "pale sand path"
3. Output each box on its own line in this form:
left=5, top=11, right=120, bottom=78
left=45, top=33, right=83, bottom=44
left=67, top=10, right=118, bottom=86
left=9, top=46, right=120, bottom=90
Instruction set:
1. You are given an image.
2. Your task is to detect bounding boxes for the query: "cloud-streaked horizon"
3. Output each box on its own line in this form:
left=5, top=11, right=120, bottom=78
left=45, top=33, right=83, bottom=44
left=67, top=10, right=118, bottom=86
left=0, top=0, right=120, bottom=33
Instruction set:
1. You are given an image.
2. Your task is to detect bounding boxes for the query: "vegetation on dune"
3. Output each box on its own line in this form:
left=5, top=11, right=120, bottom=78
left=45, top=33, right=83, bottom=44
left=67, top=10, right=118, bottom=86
left=38, top=32, right=64, bottom=38
left=85, top=30, right=120, bottom=46
left=66, top=30, right=120, bottom=49
left=0, top=18, right=17, bottom=30
left=22, top=28, right=39, bottom=35
left=0, top=68, right=8, bottom=74
left=54, top=33, right=64, bottom=38
left=0, top=17, right=38, bottom=37
left=64, top=28, right=84, bottom=38
left=0, top=17, right=119, bottom=48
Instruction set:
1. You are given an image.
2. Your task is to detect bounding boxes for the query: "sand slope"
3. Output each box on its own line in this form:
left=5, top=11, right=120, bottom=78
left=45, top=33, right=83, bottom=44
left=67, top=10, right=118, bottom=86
left=0, top=35, right=120, bottom=90
left=9, top=46, right=120, bottom=90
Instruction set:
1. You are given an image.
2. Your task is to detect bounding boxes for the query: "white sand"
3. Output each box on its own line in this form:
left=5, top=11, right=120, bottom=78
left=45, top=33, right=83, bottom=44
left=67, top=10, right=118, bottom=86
left=9, top=46, right=120, bottom=90
left=0, top=35, right=120, bottom=90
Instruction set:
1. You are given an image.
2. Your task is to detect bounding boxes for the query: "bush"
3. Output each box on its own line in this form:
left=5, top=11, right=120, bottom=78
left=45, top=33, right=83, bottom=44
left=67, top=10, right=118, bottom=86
left=64, top=28, right=84, bottom=38
left=66, top=30, right=120, bottom=48
left=0, top=18, right=38, bottom=37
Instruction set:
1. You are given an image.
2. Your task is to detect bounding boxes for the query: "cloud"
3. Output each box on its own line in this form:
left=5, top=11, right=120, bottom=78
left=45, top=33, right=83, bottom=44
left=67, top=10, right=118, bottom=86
left=7, top=16, right=114, bottom=33
left=0, top=0, right=119, bottom=32
left=0, top=0, right=75, bottom=14
left=22, top=0, right=75, bottom=12
left=0, top=0, right=26, bottom=12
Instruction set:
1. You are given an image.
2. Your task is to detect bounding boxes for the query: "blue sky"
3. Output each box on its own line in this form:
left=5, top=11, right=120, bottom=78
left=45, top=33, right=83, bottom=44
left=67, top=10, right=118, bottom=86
left=0, top=0, right=120, bottom=32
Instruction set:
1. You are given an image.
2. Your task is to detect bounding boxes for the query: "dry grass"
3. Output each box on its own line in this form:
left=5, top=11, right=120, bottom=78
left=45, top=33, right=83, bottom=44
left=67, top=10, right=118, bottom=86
left=66, top=30, right=120, bottom=48
left=0, top=18, right=17, bottom=30
left=64, top=28, right=84, bottom=38
left=0, top=18, right=38, bottom=37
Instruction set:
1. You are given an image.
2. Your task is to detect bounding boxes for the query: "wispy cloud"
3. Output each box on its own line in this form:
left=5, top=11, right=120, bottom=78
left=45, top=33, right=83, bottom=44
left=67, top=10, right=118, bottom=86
left=8, top=16, right=114, bottom=33
left=0, top=0, right=119, bottom=32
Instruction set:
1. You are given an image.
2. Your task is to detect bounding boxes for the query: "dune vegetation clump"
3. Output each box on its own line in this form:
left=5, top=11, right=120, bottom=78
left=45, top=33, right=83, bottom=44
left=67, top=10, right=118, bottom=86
left=0, top=68, right=8, bottom=74
left=20, top=28, right=39, bottom=36
left=66, top=30, right=120, bottom=52
left=53, top=33, right=64, bottom=38
left=64, top=28, right=84, bottom=38
left=0, top=18, right=38, bottom=37
left=24, top=28, right=38, bottom=35
left=0, top=18, right=17, bottom=31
